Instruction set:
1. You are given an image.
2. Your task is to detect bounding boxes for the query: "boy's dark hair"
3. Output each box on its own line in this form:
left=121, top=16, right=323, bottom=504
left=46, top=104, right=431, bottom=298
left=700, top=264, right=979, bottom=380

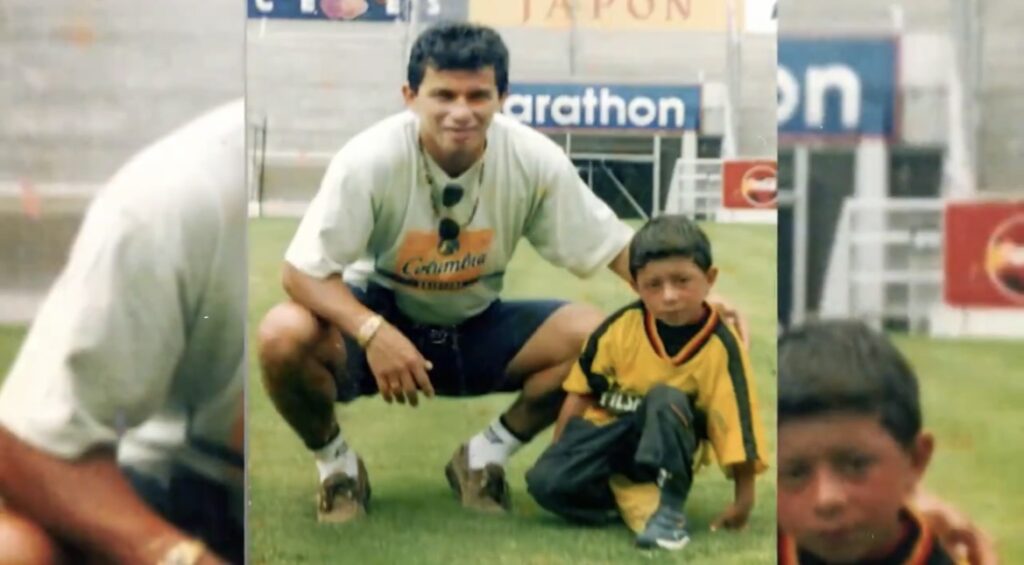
left=407, top=21, right=509, bottom=95
left=629, top=215, right=713, bottom=279
left=778, top=320, right=922, bottom=447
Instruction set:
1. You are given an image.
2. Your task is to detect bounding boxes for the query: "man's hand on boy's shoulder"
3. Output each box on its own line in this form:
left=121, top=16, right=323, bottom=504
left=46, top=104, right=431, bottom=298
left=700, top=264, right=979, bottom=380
left=913, top=490, right=998, bottom=565
left=708, top=294, right=750, bottom=349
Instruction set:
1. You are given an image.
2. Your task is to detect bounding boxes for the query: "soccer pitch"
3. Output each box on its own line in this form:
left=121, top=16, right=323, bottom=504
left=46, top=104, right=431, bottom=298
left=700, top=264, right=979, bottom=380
left=0, top=219, right=1019, bottom=563
left=895, top=335, right=1024, bottom=562
left=246, top=218, right=779, bottom=564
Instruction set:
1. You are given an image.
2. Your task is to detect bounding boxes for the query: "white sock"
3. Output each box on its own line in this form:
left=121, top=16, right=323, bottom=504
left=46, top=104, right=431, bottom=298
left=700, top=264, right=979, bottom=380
left=467, top=417, right=524, bottom=470
left=314, top=430, right=359, bottom=483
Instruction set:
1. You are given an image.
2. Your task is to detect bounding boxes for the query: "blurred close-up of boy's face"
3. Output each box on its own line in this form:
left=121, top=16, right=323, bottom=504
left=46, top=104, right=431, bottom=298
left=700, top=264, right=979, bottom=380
left=777, top=412, right=933, bottom=563
left=633, top=256, right=716, bottom=326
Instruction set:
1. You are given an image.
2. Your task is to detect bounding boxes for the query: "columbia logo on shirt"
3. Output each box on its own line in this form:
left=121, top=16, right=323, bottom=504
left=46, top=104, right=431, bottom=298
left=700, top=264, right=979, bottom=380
left=389, top=229, right=495, bottom=290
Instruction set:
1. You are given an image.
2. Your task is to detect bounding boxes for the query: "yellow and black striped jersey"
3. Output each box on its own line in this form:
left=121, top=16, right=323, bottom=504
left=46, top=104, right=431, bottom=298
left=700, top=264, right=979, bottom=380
left=563, top=300, right=769, bottom=476
left=778, top=508, right=960, bottom=564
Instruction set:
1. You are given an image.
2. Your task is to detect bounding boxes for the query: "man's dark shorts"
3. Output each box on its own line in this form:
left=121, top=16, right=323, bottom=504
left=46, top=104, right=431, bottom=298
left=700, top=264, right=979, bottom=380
left=335, top=283, right=568, bottom=400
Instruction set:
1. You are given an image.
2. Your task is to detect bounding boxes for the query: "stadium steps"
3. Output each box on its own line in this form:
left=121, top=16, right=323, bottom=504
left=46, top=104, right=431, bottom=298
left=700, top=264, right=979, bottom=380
left=1, top=0, right=241, bottom=184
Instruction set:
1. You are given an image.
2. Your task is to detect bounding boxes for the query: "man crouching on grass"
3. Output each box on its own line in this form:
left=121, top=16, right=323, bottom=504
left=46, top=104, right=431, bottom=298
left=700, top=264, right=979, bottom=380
left=256, top=21, right=751, bottom=525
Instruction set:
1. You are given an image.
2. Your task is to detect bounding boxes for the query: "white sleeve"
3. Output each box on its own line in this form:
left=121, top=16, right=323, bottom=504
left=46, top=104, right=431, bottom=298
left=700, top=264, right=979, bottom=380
left=284, top=154, right=375, bottom=278
left=525, top=152, right=634, bottom=278
left=0, top=205, right=188, bottom=459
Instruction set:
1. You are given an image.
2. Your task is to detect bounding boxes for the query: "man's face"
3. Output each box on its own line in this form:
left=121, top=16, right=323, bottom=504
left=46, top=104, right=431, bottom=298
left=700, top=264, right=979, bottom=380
left=632, top=257, right=715, bottom=326
left=403, top=65, right=504, bottom=164
left=777, top=412, right=933, bottom=562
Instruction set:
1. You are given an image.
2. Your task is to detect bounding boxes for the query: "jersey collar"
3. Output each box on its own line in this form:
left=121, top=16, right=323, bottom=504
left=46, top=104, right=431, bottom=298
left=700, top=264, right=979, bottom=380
left=643, top=302, right=718, bottom=365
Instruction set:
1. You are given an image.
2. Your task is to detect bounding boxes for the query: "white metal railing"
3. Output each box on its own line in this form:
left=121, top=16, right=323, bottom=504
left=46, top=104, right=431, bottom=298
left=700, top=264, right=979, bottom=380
left=667, top=158, right=724, bottom=220
left=819, top=197, right=945, bottom=333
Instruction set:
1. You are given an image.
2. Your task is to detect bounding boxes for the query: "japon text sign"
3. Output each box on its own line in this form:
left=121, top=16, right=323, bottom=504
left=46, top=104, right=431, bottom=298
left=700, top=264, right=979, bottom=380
left=469, top=0, right=743, bottom=32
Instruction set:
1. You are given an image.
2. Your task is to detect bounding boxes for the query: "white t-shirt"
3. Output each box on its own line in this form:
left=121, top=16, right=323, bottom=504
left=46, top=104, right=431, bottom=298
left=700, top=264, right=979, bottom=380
left=285, top=111, right=634, bottom=326
left=0, top=100, right=246, bottom=507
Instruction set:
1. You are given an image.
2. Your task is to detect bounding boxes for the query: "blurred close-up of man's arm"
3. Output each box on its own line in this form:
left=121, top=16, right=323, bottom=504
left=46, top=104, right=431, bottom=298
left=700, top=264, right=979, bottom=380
left=0, top=430, right=221, bottom=564
left=0, top=172, right=235, bottom=563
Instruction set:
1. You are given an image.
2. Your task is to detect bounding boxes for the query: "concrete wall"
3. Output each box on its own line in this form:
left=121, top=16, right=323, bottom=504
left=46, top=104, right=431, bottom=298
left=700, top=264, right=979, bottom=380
left=1, top=0, right=243, bottom=185
left=780, top=0, right=1024, bottom=196
left=780, top=0, right=953, bottom=149
left=977, top=0, right=1024, bottom=193
left=738, top=32, right=777, bottom=157
left=780, top=0, right=950, bottom=33
left=1, top=0, right=243, bottom=323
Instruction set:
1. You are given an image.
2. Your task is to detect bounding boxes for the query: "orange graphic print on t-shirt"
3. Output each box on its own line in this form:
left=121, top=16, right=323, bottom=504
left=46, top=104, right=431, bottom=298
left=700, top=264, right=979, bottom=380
left=390, top=228, right=494, bottom=290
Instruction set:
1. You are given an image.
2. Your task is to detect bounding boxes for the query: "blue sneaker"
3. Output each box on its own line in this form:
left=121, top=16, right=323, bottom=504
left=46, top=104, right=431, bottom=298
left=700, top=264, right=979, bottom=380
left=635, top=505, right=691, bottom=551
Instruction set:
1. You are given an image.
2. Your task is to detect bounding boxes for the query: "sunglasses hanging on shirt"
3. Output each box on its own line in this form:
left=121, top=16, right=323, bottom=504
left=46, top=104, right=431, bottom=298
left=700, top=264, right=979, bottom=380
left=438, top=184, right=464, bottom=255
left=442, top=184, right=464, bottom=207
left=419, top=142, right=482, bottom=256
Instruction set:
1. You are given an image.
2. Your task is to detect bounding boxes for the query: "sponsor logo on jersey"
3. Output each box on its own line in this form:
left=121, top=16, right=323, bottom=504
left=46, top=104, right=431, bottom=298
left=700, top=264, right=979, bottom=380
left=598, top=384, right=643, bottom=415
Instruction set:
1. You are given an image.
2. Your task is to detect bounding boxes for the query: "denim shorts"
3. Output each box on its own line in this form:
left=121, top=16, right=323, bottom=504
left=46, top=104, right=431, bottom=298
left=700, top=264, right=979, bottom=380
left=335, top=283, right=567, bottom=400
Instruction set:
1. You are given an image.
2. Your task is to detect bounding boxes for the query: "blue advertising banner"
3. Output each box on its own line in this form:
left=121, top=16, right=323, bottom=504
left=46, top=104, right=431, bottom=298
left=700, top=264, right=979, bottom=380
left=247, top=0, right=461, bottom=21
left=778, top=38, right=898, bottom=138
left=503, top=84, right=700, bottom=131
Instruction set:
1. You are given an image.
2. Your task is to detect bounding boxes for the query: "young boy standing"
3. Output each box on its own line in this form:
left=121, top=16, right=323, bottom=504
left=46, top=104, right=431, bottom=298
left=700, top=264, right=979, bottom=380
left=526, top=215, right=769, bottom=550
left=777, top=320, right=956, bottom=564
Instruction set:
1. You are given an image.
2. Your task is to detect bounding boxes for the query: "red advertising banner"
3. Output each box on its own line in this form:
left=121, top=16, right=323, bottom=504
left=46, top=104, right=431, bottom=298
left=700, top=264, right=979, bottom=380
left=944, top=201, right=1024, bottom=307
left=722, top=160, right=777, bottom=209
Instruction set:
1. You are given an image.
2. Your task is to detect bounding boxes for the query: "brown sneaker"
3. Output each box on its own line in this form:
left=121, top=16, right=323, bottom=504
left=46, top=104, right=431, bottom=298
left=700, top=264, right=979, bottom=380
left=444, top=444, right=511, bottom=513
left=317, top=457, right=371, bottom=523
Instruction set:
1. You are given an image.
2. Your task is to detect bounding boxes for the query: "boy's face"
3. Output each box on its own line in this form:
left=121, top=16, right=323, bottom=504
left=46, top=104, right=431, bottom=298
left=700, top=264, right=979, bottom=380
left=777, top=412, right=933, bottom=562
left=632, top=256, right=716, bottom=326
left=403, top=65, right=504, bottom=166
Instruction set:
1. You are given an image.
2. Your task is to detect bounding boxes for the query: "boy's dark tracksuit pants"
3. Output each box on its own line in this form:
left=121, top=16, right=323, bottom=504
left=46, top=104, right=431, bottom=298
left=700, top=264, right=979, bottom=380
left=526, top=384, right=701, bottom=524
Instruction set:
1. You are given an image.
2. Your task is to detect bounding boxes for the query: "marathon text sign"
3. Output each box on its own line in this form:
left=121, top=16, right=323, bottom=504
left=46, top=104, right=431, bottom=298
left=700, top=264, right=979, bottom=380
left=778, top=38, right=897, bottom=138
left=944, top=201, right=1024, bottom=308
left=470, top=0, right=742, bottom=31
left=247, top=0, right=455, bottom=21
left=722, top=160, right=777, bottom=209
left=503, top=84, right=700, bottom=131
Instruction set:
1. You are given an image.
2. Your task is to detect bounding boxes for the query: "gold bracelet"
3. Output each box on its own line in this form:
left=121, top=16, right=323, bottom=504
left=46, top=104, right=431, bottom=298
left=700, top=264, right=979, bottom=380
left=356, top=314, right=384, bottom=348
left=157, top=539, right=206, bottom=565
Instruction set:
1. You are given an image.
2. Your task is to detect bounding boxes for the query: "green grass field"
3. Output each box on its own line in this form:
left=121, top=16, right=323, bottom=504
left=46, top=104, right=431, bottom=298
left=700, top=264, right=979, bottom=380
left=246, top=218, right=778, bottom=564
left=897, top=336, right=1024, bottom=561
left=0, top=326, right=26, bottom=370
left=1, top=219, right=1020, bottom=563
